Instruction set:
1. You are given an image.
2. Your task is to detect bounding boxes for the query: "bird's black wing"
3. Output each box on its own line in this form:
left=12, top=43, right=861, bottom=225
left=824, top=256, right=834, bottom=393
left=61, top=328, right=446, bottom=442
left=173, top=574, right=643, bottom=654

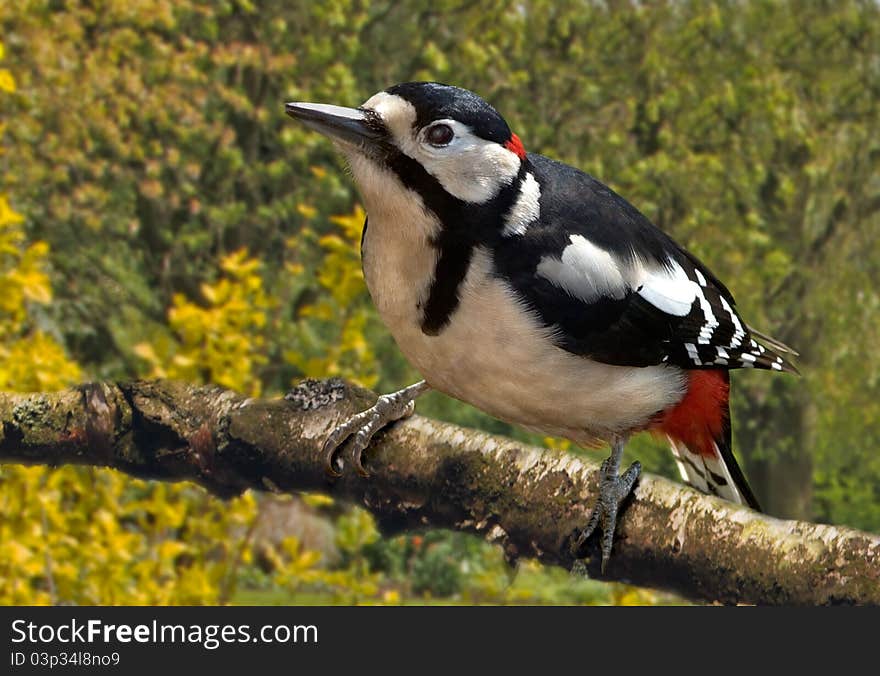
left=492, top=154, right=796, bottom=373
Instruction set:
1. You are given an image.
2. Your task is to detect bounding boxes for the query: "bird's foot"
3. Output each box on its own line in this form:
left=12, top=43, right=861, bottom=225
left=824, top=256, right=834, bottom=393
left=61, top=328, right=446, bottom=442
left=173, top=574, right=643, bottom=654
left=322, top=381, right=429, bottom=477
left=572, top=457, right=641, bottom=573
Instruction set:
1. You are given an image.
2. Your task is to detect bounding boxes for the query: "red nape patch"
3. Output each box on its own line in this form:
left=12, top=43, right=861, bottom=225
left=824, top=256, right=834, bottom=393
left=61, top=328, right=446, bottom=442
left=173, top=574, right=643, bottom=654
left=504, top=133, right=526, bottom=160
left=653, top=371, right=729, bottom=457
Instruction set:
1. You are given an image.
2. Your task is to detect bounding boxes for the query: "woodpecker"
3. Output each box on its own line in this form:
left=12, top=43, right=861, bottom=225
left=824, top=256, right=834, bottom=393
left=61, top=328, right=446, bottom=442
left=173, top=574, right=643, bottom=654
left=285, top=82, right=797, bottom=569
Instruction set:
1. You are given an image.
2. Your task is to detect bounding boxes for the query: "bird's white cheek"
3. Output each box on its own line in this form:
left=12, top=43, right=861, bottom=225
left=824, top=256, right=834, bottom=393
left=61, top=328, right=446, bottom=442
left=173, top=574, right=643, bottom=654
left=423, top=143, right=521, bottom=204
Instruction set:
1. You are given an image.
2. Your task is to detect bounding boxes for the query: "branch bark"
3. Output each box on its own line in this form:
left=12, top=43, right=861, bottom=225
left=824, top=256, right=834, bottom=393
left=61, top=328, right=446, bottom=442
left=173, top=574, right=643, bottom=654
left=1, top=378, right=877, bottom=605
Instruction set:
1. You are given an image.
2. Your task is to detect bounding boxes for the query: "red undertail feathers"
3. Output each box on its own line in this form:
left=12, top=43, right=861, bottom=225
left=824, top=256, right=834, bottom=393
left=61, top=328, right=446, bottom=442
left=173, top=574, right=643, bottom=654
left=653, top=371, right=761, bottom=510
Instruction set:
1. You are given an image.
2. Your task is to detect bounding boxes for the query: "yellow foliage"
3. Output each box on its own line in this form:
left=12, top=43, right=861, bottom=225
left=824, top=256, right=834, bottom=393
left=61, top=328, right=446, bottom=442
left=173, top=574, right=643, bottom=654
left=610, top=583, right=664, bottom=607
left=269, top=535, right=380, bottom=603
left=0, top=63, right=104, bottom=599
left=0, top=333, right=81, bottom=392
left=0, top=44, right=273, bottom=606
left=543, top=437, right=573, bottom=452
left=0, top=465, right=261, bottom=604
left=0, top=233, right=285, bottom=604
left=286, top=205, right=379, bottom=388
left=0, top=197, right=52, bottom=336
left=136, top=248, right=272, bottom=396
left=0, top=192, right=73, bottom=392
left=0, top=69, right=14, bottom=93
left=297, top=203, right=317, bottom=219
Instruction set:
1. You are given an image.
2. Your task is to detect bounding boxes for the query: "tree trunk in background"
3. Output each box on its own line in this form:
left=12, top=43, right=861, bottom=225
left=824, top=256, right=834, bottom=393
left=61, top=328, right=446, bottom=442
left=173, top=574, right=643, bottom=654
left=739, top=381, right=814, bottom=521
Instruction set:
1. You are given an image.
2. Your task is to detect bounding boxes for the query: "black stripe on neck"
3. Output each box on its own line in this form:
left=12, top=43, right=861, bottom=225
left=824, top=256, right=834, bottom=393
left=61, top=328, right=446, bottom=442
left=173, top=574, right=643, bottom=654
left=385, top=152, right=527, bottom=335
left=420, top=233, right=474, bottom=335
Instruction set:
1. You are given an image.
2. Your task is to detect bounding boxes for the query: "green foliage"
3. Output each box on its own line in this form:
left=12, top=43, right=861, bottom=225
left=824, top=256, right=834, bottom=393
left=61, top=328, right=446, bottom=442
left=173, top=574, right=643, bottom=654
left=360, top=532, right=669, bottom=605
left=410, top=536, right=463, bottom=598
left=0, top=1, right=878, bottom=605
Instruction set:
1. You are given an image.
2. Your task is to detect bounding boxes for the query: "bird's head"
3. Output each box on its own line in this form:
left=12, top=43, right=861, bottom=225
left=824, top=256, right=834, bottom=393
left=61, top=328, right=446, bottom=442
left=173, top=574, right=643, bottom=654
left=285, top=83, right=527, bottom=211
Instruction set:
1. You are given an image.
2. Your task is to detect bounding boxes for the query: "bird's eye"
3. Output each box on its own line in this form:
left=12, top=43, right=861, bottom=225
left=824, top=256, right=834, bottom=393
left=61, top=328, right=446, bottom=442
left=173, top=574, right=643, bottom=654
left=425, top=124, right=454, bottom=146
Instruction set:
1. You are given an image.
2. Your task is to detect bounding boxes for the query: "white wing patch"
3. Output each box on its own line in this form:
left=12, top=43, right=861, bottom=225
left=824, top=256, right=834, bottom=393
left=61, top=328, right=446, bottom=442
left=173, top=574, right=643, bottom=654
left=637, top=259, right=722, bottom=349
left=636, top=259, right=699, bottom=316
left=536, top=235, right=627, bottom=302
left=503, top=172, right=541, bottom=236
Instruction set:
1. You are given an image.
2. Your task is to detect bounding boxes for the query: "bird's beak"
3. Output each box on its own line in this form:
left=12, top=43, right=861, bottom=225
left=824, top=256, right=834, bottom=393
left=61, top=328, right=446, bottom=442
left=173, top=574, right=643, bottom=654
left=285, top=102, right=386, bottom=149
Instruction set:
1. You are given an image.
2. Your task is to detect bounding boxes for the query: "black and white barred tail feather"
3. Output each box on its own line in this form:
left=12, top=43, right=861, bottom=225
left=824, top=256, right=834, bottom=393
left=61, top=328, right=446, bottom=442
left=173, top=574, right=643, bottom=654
left=747, top=325, right=800, bottom=356
left=668, top=413, right=761, bottom=510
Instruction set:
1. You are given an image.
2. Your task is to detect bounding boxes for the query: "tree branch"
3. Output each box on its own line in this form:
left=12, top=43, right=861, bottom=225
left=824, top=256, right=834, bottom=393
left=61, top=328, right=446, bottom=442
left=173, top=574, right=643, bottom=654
left=1, top=378, right=878, bottom=605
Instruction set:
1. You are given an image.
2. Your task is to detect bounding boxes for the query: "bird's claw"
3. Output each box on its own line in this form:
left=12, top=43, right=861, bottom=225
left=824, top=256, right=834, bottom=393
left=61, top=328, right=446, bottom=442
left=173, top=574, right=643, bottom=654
left=573, top=458, right=641, bottom=573
left=322, top=391, right=418, bottom=477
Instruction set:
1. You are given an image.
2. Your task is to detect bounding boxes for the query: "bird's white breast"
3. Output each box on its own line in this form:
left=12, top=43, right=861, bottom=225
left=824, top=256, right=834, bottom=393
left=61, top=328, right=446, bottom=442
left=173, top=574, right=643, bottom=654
left=348, top=151, right=685, bottom=444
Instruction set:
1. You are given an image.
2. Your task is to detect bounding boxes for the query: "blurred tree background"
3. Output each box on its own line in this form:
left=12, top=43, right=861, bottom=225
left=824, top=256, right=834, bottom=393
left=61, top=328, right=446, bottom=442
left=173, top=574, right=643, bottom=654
left=0, top=0, right=877, bottom=605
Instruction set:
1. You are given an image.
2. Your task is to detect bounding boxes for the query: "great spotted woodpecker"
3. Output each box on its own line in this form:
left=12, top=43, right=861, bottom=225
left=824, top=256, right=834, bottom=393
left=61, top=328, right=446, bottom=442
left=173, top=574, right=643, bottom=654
left=285, top=82, right=798, bottom=568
